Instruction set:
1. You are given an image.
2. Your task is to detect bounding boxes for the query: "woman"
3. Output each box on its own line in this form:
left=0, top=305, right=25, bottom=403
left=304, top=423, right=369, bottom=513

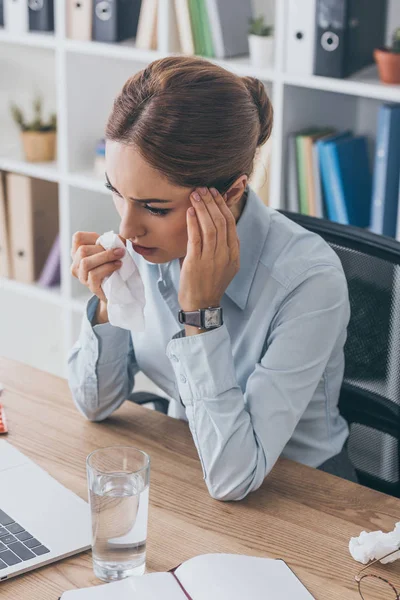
left=68, top=56, right=356, bottom=502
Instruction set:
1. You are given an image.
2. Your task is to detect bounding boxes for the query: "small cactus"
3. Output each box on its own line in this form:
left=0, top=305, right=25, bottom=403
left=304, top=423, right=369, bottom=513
left=10, top=96, right=57, bottom=132
left=392, top=27, right=400, bottom=54
left=248, top=16, right=273, bottom=37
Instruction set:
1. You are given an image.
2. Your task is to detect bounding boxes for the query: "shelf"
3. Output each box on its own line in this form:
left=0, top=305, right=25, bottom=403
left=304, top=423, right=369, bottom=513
left=65, top=38, right=275, bottom=81
left=283, top=65, right=400, bottom=103
left=0, top=29, right=56, bottom=49
left=67, top=170, right=109, bottom=194
left=70, top=293, right=91, bottom=313
left=0, top=278, right=64, bottom=307
left=0, top=157, right=60, bottom=182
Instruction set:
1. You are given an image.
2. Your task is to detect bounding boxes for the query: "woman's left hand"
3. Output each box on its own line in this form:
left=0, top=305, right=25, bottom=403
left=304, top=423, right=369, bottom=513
left=178, top=186, right=240, bottom=312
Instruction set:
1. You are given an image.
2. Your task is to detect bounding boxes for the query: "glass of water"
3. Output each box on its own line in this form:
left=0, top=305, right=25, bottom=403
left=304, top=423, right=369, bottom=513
left=86, top=446, right=150, bottom=582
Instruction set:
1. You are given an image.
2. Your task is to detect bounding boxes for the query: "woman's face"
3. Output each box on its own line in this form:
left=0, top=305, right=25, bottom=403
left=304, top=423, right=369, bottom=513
left=105, top=140, right=193, bottom=263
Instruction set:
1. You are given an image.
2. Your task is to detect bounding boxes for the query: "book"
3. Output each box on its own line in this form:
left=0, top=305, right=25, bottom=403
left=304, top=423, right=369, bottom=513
left=135, top=0, right=158, bottom=50
left=370, top=103, right=400, bottom=238
left=0, top=171, right=12, bottom=279
left=158, top=0, right=181, bottom=53
left=319, top=135, right=372, bottom=227
left=60, top=553, right=315, bottom=599
left=38, top=233, right=61, bottom=287
left=204, top=0, right=251, bottom=59
left=174, top=0, right=195, bottom=55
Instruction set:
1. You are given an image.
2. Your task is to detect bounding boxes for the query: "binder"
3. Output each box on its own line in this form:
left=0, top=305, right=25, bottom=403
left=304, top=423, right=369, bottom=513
left=4, top=0, right=28, bottom=34
left=174, top=0, right=195, bottom=55
left=38, top=233, right=61, bottom=287
left=285, top=0, right=316, bottom=76
left=314, top=0, right=388, bottom=78
left=157, top=0, right=180, bottom=53
left=0, top=0, right=4, bottom=27
left=370, top=103, right=400, bottom=238
left=28, top=0, right=54, bottom=32
left=93, top=0, right=142, bottom=43
left=66, top=0, right=92, bottom=41
left=6, top=174, right=59, bottom=284
left=204, top=0, right=251, bottom=59
left=0, top=172, right=12, bottom=279
left=135, top=0, right=158, bottom=50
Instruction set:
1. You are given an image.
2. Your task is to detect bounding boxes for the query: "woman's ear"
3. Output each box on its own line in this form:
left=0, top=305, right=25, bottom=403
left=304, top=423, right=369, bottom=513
left=224, top=175, right=248, bottom=207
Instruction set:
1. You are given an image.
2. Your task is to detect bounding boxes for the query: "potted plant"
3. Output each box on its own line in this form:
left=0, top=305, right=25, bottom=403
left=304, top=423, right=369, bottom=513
left=10, top=97, right=57, bottom=162
left=248, top=16, right=274, bottom=69
left=374, top=27, right=400, bottom=84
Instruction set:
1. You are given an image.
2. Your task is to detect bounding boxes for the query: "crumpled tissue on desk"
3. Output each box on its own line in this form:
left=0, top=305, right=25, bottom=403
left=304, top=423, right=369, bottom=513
left=349, top=522, right=400, bottom=564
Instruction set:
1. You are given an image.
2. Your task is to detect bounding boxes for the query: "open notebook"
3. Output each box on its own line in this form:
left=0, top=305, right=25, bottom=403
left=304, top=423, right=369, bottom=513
left=61, top=553, right=315, bottom=599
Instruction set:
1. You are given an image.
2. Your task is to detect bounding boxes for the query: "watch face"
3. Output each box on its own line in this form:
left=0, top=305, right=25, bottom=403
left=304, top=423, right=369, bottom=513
left=204, top=308, right=221, bottom=328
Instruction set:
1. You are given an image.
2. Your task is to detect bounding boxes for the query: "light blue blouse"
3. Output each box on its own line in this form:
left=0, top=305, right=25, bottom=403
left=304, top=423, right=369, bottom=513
left=68, top=187, right=350, bottom=501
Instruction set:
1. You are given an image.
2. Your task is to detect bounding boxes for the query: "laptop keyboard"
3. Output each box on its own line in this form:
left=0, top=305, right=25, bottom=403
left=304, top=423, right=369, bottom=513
left=0, top=509, right=50, bottom=570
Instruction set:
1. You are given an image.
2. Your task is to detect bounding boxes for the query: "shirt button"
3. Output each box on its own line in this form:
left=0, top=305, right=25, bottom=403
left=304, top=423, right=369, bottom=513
left=170, top=354, right=179, bottom=363
left=179, top=374, right=187, bottom=384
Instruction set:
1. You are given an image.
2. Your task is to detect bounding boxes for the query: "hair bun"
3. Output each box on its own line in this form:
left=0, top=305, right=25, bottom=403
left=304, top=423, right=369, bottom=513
left=242, top=76, right=273, bottom=147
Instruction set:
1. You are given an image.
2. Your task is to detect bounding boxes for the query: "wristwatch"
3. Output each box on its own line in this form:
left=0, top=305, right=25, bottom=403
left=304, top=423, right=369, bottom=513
left=178, top=306, right=223, bottom=330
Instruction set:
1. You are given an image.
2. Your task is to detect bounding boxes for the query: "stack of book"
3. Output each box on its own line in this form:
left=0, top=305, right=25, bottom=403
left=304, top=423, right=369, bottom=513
left=285, top=0, right=387, bottom=78
left=286, top=103, right=400, bottom=240
left=66, top=0, right=253, bottom=59
left=0, top=172, right=60, bottom=287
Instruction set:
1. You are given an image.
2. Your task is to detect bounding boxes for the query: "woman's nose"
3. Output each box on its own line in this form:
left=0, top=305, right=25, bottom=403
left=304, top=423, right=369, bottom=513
left=119, top=204, right=146, bottom=240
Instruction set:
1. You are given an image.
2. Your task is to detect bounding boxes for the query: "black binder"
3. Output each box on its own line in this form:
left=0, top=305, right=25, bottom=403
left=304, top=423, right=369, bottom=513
left=313, top=0, right=388, bottom=78
left=28, top=0, right=55, bottom=32
left=93, top=0, right=142, bottom=43
left=0, top=0, right=3, bottom=27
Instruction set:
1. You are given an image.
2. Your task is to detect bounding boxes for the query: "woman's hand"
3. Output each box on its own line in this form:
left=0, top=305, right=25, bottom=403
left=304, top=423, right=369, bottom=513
left=70, top=231, right=125, bottom=303
left=178, top=187, right=240, bottom=314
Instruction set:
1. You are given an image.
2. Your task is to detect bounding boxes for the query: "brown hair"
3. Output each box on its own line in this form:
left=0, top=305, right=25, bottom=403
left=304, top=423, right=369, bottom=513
left=106, top=55, right=273, bottom=194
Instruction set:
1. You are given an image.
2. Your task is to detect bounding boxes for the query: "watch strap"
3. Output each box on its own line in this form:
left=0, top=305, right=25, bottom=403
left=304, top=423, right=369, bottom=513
left=178, top=310, right=202, bottom=328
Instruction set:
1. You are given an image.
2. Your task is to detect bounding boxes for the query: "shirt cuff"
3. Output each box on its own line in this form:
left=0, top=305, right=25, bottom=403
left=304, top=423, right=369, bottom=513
left=166, top=324, right=238, bottom=404
left=82, top=296, right=131, bottom=366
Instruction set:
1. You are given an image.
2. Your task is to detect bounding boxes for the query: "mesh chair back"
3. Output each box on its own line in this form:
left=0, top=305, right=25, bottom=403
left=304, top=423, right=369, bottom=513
left=280, top=211, right=400, bottom=497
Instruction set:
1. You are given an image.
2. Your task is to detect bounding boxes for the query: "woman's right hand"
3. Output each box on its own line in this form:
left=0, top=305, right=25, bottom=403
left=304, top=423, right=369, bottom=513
left=70, top=231, right=125, bottom=304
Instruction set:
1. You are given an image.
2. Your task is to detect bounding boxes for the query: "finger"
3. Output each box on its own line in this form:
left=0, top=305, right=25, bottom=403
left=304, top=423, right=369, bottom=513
left=71, top=231, right=101, bottom=257
left=190, top=189, right=217, bottom=257
left=77, top=246, right=125, bottom=283
left=87, top=262, right=122, bottom=302
left=210, top=188, right=239, bottom=253
left=199, top=187, right=227, bottom=249
left=185, top=206, right=202, bottom=260
left=71, top=245, right=108, bottom=278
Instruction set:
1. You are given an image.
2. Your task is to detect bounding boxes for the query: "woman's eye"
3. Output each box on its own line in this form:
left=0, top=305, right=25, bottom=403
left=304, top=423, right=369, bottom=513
left=144, top=204, right=169, bottom=217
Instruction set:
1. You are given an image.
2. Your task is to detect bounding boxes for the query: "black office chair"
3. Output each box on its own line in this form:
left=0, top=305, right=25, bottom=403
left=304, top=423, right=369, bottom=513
left=281, top=210, right=400, bottom=497
left=129, top=210, right=400, bottom=497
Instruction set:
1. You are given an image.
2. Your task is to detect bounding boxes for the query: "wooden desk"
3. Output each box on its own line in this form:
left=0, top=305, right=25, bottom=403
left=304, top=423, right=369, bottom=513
left=1, top=357, right=400, bottom=599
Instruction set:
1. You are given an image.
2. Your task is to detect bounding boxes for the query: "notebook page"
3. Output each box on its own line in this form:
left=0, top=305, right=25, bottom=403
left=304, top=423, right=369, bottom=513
left=175, top=554, right=315, bottom=600
left=61, top=572, right=184, bottom=600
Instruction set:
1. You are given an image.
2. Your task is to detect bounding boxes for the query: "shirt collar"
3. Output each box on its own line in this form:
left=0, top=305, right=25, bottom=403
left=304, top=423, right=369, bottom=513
left=225, top=187, right=271, bottom=310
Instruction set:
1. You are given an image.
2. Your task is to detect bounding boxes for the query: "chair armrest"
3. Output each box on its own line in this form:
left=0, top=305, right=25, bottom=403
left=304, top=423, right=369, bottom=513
left=128, top=391, right=169, bottom=414
left=339, top=382, right=400, bottom=440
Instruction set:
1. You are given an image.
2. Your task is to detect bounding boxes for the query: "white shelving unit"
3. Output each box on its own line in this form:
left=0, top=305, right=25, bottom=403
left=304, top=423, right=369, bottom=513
left=0, top=0, right=399, bottom=379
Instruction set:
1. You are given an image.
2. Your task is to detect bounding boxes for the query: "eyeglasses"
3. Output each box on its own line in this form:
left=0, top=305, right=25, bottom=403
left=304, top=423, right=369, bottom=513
left=356, top=547, right=400, bottom=599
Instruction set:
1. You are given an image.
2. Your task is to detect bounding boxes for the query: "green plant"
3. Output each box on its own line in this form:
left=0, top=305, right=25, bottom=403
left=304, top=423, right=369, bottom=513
left=248, top=16, right=273, bottom=37
left=391, top=27, right=400, bottom=53
left=10, top=97, right=57, bottom=132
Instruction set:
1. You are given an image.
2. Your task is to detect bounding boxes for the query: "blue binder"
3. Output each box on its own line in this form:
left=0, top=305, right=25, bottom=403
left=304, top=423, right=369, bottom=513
left=317, top=131, right=351, bottom=222
left=319, top=135, right=372, bottom=227
left=370, top=103, right=400, bottom=238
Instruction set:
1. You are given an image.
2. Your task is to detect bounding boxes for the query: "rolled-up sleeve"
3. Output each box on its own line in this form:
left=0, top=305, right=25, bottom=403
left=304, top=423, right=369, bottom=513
left=166, top=265, right=350, bottom=502
left=67, top=296, right=138, bottom=421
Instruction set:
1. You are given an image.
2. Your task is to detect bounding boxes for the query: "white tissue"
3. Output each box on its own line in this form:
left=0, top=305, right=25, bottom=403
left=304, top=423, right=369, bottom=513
left=96, top=231, right=145, bottom=332
left=349, top=522, right=400, bottom=564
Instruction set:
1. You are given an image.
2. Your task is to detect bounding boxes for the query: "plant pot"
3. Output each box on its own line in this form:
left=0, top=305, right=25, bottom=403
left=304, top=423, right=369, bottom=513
left=21, top=130, right=57, bottom=162
left=248, top=34, right=274, bottom=69
left=374, top=48, right=400, bottom=84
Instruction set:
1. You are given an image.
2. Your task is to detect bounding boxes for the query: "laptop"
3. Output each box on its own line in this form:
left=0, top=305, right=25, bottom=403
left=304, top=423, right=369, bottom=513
left=0, top=440, right=91, bottom=581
